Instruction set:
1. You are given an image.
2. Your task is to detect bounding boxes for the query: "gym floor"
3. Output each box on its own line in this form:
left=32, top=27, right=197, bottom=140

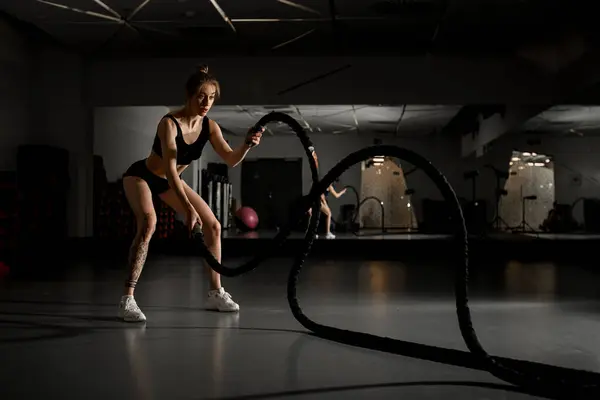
left=1, top=256, right=599, bottom=399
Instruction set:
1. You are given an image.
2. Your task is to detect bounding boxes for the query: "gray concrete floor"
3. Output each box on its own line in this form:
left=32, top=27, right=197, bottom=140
left=1, top=256, right=599, bottom=399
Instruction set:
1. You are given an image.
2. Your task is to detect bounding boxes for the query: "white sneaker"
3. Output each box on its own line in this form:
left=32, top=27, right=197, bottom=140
left=325, top=232, right=336, bottom=239
left=205, top=287, right=239, bottom=312
left=118, top=295, right=147, bottom=322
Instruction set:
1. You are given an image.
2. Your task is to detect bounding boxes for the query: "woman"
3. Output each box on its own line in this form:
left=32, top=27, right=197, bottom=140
left=310, top=151, right=347, bottom=239
left=118, top=65, right=263, bottom=322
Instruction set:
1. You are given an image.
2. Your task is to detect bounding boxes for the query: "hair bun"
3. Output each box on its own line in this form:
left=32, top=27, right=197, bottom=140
left=197, top=64, right=209, bottom=74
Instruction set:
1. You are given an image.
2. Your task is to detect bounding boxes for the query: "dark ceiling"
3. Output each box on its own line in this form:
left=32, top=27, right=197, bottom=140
left=0, top=0, right=594, bottom=57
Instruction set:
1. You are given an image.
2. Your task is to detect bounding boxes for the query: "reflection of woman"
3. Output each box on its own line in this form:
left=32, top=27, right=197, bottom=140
left=309, top=151, right=346, bottom=239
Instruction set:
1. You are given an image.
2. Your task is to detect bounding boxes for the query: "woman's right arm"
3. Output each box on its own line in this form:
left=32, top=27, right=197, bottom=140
left=158, top=118, right=192, bottom=209
left=328, top=185, right=347, bottom=198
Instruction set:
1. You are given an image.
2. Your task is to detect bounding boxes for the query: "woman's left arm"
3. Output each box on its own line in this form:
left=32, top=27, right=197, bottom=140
left=208, top=120, right=263, bottom=168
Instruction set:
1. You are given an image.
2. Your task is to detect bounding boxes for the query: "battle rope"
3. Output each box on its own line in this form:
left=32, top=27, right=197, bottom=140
left=193, top=112, right=600, bottom=399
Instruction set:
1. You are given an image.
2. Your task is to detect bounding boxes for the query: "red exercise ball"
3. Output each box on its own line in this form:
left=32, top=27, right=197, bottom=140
left=235, top=206, right=259, bottom=231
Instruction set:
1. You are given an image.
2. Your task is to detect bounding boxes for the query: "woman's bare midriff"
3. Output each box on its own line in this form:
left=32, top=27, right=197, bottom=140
left=145, top=152, right=189, bottom=179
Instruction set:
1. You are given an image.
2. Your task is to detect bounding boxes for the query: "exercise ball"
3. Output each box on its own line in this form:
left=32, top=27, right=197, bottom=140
left=235, top=206, right=259, bottom=231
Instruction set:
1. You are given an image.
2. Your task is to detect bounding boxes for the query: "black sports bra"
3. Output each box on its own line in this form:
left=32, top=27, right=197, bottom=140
left=152, top=114, right=210, bottom=165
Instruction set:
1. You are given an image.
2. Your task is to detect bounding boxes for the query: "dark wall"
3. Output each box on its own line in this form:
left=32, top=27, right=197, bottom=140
left=0, top=14, right=92, bottom=237
left=88, top=56, right=557, bottom=106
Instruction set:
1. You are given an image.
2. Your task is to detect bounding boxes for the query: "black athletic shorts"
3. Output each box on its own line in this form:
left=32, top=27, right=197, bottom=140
left=123, top=159, right=173, bottom=195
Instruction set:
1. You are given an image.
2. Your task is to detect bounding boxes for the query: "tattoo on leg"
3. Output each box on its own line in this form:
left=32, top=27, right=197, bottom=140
left=125, top=237, right=149, bottom=289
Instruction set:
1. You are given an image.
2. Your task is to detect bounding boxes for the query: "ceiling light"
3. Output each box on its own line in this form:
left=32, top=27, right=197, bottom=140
left=277, top=0, right=321, bottom=15
left=511, top=157, right=520, bottom=161
left=208, top=0, right=236, bottom=32
left=36, top=0, right=122, bottom=22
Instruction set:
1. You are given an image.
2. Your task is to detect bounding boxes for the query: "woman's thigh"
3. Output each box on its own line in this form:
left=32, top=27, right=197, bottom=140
left=122, top=176, right=157, bottom=232
left=158, top=181, right=218, bottom=227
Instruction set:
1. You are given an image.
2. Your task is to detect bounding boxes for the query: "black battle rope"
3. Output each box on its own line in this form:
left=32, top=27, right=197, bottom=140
left=193, top=112, right=600, bottom=399
left=189, top=112, right=319, bottom=277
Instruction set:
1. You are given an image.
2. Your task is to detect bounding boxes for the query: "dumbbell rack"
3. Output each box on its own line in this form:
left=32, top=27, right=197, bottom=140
left=201, top=168, right=233, bottom=230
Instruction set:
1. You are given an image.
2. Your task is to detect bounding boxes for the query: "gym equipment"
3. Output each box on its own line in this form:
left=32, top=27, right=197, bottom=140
left=235, top=206, right=259, bottom=231
left=190, top=112, right=599, bottom=398
left=484, top=164, right=511, bottom=231
left=201, top=169, right=233, bottom=230
left=513, top=185, right=538, bottom=233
